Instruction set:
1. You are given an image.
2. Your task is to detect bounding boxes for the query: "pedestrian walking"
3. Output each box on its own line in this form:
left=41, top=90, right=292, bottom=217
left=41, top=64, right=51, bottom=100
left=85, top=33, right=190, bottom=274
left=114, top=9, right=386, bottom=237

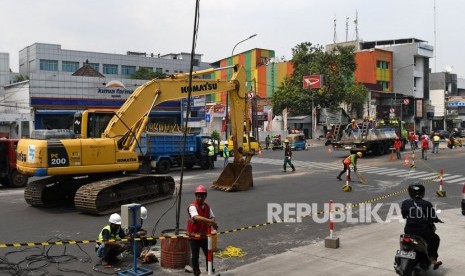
left=408, top=132, right=415, bottom=150
left=337, top=152, right=362, bottom=181
left=283, top=139, right=295, bottom=172
left=187, top=185, right=218, bottom=276
left=265, top=135, right=271, bottom=149
left=421, top=135, right=429, bottom=160
left=394, top=137, right=402, bottom=160
left=432, top=133, right=440, bottom=154
left=223, top=141, right=229, bottom=167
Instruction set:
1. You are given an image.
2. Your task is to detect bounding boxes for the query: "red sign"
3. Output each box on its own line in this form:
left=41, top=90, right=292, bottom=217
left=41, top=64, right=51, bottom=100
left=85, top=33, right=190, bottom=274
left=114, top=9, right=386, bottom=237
left=403, top=98, right=410, bottom=105
left=303, top=75, right=323, bottom=89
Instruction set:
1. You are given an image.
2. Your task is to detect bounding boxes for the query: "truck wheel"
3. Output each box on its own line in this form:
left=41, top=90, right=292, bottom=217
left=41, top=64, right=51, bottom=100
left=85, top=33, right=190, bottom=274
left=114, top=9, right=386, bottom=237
left=0, top=177, right=10, bottom=187
left=156, top=159, right=171, bottom=174
left=9, top=170, right=28, bottom=188
left=200, top=157, right=210, bottom=170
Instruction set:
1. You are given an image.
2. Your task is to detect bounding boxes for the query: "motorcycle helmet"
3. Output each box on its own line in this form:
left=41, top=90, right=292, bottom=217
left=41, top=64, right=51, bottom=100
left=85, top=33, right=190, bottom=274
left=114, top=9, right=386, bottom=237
left=408, top=182, right=425, bottom=199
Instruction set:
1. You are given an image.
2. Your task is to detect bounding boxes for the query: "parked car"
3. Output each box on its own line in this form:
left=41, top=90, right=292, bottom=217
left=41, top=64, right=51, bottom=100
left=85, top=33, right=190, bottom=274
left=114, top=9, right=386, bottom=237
left=285, top=133, right=308, bottom=150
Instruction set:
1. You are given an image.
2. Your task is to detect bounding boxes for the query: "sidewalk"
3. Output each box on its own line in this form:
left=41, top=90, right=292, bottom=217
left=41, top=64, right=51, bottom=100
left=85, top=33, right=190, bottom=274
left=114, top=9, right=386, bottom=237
left=222, top=208, right=465, bottom=276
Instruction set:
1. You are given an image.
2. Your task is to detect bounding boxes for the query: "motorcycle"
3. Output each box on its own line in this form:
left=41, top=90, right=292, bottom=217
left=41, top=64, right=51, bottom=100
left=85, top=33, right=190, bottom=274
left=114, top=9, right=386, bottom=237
left=271, top=136, right=283, bottom=150
left=394, top=234, right=431, bottom=275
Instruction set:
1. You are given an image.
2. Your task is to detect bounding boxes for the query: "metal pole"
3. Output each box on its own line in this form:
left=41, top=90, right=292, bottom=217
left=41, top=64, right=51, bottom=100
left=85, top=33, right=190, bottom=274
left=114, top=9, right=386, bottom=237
left=225, top=34, right=257, bottom=140
left=311, top=95, right=314, bottom=139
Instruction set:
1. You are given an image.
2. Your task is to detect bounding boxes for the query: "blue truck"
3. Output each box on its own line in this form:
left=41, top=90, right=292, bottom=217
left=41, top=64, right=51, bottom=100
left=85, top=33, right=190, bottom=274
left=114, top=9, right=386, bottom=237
left=138, top=132, right=217, bottom=174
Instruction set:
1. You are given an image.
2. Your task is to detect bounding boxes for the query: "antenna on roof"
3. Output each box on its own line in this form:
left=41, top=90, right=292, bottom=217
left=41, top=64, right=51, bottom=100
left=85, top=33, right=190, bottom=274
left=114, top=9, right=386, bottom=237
left=333, top=15, right=337, bottom=43
left=345, top=17, right=349, bottom=42
left=354, top=10, right=359, bottom=41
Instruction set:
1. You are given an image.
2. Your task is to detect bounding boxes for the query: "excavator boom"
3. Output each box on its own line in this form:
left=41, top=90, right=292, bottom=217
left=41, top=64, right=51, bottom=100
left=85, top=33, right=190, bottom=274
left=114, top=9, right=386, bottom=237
left=16, top=65, right=253, bottom=214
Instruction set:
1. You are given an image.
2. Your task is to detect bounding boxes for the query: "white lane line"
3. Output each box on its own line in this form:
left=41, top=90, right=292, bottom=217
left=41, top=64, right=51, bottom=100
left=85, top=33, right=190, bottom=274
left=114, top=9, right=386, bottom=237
left=446, top=177, right=465, bottom=184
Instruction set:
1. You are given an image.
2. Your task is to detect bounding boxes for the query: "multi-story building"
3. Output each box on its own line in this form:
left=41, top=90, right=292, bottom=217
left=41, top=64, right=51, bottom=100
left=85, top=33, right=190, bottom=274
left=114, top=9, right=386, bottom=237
left=1, top=43, right=211, bottom=137
left=430, top=72, right=465, bottom=130
left=329, top=38, right=434, bottom=134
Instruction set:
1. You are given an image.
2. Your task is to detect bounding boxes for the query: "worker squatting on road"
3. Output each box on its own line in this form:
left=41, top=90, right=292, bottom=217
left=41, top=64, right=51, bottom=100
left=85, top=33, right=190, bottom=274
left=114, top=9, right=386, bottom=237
left=337, top=152, right=362, bottom=181
left=187, top=185, right=218, bottom=276
left=96, top=213, right=129, bottom=267
left=283, top=139, right=296, bottom=172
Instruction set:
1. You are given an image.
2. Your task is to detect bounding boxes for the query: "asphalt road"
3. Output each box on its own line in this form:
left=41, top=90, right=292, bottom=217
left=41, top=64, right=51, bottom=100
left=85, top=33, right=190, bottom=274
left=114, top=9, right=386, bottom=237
left=1, top=142, right=464, bottom=275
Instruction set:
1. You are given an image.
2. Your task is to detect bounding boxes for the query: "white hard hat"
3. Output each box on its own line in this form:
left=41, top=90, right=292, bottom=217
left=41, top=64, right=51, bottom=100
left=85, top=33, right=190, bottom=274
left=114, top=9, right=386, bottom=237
left=141, top=206, right=147, bottom=220
left=109, top=213, right=121, bottom=225
left=224, top=141, right=228, bottom=145
left=208, top=141, right=212, bottom=145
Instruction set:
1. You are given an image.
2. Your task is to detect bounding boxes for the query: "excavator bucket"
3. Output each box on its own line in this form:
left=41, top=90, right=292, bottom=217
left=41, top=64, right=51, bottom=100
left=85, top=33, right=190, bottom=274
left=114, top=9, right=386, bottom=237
left=211, top=162, right=253, bottom=192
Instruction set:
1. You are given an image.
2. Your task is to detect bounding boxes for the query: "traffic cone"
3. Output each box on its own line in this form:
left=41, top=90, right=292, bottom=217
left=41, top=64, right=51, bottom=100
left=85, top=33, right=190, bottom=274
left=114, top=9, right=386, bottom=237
left=403, top=154, right=409, bottom=167
left=258, top=148, right=262, bottom=157
left=390, top=148, right=395, bottom=161
left=328, top=146, right=332, bottom=156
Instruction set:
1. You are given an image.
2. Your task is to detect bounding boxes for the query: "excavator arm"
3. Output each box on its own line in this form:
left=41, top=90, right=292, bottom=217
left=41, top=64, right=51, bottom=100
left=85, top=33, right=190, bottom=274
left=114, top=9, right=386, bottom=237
left=104, top=64, right=250, bottom=165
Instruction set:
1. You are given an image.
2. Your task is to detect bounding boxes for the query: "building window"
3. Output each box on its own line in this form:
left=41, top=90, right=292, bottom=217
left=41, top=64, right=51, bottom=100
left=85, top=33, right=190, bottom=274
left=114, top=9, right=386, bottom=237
left=377, top=81, right=390, bottom=90
left=156, top=68, right=163, bottom=73
left=62, top=61, right=79, bottom=72
left=193, top=59, right=199, bottom=66
left=103, top=64, right=118, bottom=75
left=165, top=69, right=169, bottom=73
left=376, top=60, right=389, bottom=69
left=122, top=65, right=136, bottom=76
left=40, top=59, right=58, bottom=71
left=89, top=63, right=99, bottom=72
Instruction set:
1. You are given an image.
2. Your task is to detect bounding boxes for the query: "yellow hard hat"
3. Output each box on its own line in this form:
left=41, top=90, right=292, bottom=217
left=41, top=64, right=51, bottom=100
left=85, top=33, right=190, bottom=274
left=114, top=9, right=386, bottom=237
left=284, top=139, right=289, bottom=143
left=357, top=152, right=363, bottom=158
left=351, top=119, right=355, bottom=123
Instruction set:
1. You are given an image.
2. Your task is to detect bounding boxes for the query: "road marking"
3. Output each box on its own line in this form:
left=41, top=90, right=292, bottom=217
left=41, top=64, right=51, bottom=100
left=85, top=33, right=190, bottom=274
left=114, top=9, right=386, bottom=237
left=444, top=176, right=465, bottom=183
left=442, top=175, right=464, bottom=181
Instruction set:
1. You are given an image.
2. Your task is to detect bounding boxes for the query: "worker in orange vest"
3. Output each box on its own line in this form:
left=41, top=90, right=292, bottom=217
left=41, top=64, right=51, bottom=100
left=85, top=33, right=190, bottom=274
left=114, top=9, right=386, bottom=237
left=337, top=152, right=362, bottom=181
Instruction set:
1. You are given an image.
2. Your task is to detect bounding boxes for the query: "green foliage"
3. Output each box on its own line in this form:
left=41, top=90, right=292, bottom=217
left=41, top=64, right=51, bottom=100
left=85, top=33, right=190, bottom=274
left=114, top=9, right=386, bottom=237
left=272, top=42, right=360, bottom=116
left=130, top=68, right=166, bottom=80
left=210, top=130, right=221, bottom=142
left=14, top=75, right=29, bottom=82
left=345, top=83, right=369, bottom=118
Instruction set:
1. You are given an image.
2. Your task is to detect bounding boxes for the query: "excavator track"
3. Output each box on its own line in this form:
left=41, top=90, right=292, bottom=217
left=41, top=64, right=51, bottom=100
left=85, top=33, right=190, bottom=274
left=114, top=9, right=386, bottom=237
left=74, top=175, right=175, bottom=215
left=24, top=175, right=95, bottom=207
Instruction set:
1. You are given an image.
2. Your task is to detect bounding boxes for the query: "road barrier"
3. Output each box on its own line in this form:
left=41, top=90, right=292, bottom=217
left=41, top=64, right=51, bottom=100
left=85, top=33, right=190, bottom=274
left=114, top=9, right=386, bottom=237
left=0, top=175, right=442, bottom=249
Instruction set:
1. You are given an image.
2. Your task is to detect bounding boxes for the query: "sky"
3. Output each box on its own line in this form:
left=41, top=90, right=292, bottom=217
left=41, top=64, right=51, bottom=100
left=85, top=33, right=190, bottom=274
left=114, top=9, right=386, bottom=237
left=1, top=0, right=464, bottom=77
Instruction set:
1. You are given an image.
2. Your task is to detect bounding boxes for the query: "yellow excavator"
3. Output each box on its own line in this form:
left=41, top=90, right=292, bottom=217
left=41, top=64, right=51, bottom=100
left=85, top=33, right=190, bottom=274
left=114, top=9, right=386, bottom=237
left=16, top=64, right=253, bottom=215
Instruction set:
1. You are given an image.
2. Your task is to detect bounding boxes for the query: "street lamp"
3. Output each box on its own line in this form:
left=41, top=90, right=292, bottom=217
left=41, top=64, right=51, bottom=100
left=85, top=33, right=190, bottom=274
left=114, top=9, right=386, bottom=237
left=392, top=63, right=415, bottom=138
left=225, top=34, right=257, bottom=139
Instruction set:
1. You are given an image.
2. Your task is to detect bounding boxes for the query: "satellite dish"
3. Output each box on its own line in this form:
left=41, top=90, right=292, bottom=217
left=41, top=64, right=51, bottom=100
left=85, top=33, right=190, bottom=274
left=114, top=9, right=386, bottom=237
left=105, top=80, right=125, bottom=88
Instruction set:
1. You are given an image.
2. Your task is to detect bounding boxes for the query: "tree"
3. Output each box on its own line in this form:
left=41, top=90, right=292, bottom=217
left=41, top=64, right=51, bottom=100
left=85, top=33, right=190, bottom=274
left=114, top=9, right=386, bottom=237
left=272, top=42, right=363, bottom=117
left=130, top=68, right=166, bottom=80
left=345, top=83, right=369, bottom=118
left=14, top=75, right=29, bottom=82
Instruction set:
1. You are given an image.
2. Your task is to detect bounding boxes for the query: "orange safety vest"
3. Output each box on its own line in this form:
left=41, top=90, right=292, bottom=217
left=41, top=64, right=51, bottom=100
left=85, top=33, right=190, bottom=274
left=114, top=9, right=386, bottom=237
left=343, top=156, right=352, bottom=165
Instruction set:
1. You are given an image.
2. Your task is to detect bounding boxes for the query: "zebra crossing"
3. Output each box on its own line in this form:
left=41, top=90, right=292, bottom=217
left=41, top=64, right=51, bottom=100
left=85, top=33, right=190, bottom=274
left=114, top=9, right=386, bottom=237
left=251, top=157, right=465, bottom=185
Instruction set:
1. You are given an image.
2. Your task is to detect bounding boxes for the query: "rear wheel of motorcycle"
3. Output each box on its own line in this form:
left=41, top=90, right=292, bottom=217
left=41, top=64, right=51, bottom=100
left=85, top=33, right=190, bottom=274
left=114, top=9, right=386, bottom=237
left=398, top=258, right=414, bottom=276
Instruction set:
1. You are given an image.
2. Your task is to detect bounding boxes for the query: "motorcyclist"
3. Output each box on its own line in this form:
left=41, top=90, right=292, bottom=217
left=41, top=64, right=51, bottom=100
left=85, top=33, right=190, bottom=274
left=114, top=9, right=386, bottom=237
left=265, top=135, right=271, bottom=149
left=401, top=183, right=443, bottom=270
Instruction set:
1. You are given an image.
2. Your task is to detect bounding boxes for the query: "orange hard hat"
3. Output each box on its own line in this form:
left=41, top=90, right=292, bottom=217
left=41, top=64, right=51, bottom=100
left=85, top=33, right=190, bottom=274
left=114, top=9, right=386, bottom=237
left=195, top=185, right=207, bottom=194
